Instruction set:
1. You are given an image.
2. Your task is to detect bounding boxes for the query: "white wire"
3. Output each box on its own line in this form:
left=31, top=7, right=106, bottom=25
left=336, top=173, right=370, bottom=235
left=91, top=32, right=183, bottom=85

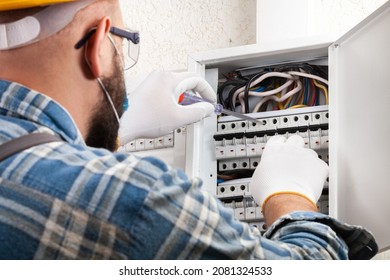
left=287, top=71, right=329, bottom=85
left=238, top=79, right=295, bottom=112
left=232, top=70, right=328, bottom=113
left=232, top=72, right=295, bottom=112
left=252, top=79, right=303, bottom=112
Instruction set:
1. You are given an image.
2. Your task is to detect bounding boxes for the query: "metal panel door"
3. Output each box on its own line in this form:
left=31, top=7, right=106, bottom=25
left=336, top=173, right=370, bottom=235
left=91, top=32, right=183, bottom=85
left=329, top=1, right=390, bottom=251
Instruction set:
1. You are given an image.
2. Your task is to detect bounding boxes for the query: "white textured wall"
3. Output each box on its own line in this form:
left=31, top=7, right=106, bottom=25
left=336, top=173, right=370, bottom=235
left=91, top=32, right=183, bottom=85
left=119, top=0, right=256, bottom=80
left=257, top=0, right=388, bottom=43
left=308, top=0, right=388, bottom=38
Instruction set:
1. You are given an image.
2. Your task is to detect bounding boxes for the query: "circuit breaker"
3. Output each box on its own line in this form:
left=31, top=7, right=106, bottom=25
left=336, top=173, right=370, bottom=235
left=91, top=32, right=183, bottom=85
left=214, top=105, right=330, bottom=231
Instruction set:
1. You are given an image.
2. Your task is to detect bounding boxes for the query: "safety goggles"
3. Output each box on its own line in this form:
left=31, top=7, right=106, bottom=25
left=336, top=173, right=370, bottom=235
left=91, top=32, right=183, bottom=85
left=75, top=27, right=140, bottom=70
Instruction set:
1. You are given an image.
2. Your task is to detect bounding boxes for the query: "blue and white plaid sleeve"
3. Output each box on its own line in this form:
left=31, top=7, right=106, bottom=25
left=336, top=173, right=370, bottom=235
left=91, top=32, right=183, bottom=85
left=122, top=156, right=377, bottom=260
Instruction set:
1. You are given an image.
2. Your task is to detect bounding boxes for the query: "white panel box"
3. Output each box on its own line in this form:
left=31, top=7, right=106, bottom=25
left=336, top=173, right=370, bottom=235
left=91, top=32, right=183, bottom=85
left=188, top=1, right=390, bottom=252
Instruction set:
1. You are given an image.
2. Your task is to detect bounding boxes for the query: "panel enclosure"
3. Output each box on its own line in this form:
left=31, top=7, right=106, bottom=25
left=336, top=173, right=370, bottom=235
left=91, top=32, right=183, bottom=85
left=187, top=37, right=331, bottom=235
left=187, top=0, right=390, bottom=252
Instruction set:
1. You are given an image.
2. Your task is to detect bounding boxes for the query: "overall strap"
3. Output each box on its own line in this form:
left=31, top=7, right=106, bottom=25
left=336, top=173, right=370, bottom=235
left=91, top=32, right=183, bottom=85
left=0, top=133, right=62, bottom=162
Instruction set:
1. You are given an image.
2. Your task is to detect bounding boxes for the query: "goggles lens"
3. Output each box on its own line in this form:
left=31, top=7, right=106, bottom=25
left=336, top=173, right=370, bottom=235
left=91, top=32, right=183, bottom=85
left=121, top=28, right=140, bottom=70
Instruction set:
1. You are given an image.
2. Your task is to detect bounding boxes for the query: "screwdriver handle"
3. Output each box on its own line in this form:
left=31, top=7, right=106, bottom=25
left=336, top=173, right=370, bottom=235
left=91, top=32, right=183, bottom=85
left=178, top=91, right=223, bottom=115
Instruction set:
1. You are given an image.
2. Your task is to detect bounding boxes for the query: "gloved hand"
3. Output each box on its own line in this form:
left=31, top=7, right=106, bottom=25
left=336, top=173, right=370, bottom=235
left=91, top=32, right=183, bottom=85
left=119, top=71, right=216, bottom=144
left=249, top=135, right=329, bottom=211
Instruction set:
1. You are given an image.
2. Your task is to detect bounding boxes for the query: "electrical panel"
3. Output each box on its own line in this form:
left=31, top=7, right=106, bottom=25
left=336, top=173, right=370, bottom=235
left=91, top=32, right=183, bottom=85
left=185, top=0, right=390, bottom=252
left=211, top=64, right=330, bottom=232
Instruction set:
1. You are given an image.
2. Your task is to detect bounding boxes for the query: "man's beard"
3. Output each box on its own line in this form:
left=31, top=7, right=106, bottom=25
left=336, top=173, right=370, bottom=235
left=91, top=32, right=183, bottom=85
left=85, top=56, right=126, bottom=151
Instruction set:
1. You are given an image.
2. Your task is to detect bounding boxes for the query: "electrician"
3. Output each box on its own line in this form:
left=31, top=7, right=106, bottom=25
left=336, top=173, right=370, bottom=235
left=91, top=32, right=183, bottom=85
left=0, top=0, right=377, bottom=259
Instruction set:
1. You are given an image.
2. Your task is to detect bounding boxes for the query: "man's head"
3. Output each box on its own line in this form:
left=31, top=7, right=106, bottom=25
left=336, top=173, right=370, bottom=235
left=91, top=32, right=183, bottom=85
left=0, top=0, right=135, bottom=151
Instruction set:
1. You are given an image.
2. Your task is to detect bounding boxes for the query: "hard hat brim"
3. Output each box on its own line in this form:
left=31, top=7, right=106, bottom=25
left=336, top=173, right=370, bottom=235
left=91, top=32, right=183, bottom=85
left=0, top=0, right=95, bottom=50
left=0, top=0, right=75, bottom=11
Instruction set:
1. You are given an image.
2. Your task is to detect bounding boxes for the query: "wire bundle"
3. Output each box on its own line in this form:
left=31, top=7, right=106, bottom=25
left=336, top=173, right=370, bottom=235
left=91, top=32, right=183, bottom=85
left=218, top=64, right=329, bottom=114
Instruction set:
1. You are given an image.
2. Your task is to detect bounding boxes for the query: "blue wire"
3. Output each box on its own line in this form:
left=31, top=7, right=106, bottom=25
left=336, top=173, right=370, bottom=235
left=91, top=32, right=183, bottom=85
left=217, top=179, right=225, bottom=184
left=303, top=78, right=309, bottom=105
left=251, top=86, right=266, bottom=92
left=286, top=93, right=294, bottom=108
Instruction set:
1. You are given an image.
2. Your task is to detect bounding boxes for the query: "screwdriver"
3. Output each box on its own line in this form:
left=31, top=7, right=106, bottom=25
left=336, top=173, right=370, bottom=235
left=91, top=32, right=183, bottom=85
left=179, top=90, right=264, bottom=124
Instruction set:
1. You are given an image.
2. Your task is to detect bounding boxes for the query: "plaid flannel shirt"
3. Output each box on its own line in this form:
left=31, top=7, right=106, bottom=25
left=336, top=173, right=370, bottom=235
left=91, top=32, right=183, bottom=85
left=0, top=80, right=377, bottom=259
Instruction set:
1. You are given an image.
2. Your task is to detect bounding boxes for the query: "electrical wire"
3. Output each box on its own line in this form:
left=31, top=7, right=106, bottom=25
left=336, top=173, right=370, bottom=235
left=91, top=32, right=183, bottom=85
left=287, top=71, right=329, bottom=85
left=218, top=64, right=329, bottom=114
left=242, top=70, right=271, bottom=113
left=218, top=79, right=247, bottom=108
left=239, top=78, right=295, bottom=112
left=251, top=79, right=302, bottom=112
left=313, top=79, right=329, bottom=105
left=233, top=72, right=295, bottom=113
left=228, top=84, right=246, bottom=111
left=289, top=104, right=307, bottom=109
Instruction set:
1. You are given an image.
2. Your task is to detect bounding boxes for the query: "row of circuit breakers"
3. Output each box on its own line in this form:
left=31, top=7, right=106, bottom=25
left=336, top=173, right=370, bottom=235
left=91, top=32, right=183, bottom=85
left=215, top=106, right=329, bottom=233
left=119, top=107, right=330, bottom=234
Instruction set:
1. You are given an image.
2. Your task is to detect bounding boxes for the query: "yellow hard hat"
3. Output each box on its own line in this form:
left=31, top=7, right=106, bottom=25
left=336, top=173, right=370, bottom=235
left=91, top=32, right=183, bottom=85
left=0, top=0, right=95, bottom=50
left=0, top=0, right=76, bottom=11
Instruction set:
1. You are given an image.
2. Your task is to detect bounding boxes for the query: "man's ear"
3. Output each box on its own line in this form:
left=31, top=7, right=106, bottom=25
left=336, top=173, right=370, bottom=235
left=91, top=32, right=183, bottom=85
left=85, top=16, right=112, bottom=78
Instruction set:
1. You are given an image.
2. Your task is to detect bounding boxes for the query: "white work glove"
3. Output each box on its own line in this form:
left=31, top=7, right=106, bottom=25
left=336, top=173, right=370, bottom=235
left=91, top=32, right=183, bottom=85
left=119, top=71, right=216, bottom=144
left=250, top=135, right=329, bottom=210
